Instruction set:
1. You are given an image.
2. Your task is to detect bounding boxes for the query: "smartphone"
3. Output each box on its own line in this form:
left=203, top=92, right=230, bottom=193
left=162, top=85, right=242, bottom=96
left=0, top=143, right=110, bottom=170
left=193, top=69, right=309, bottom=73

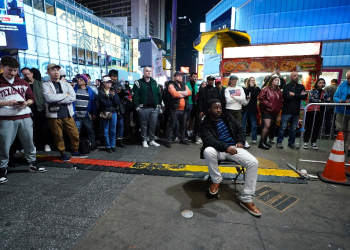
left=17, top=101, right=24, bottom=105
left=275, top=67, right=279, bottom=70
left=248, top=92, right=251, bottom=97
left=346, top=94, right=350, bottom=100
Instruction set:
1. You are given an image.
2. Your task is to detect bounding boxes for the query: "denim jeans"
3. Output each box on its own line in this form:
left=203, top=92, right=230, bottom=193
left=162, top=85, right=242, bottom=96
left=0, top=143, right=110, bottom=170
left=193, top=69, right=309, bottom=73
left=101, top=112, right=117, bottom=148
left=277, top=114, right=299, bottom=145
left=242, top=110, right=257, bottom=141
left=75, top=118, right=96, bottom=148
left=116, top=114, right=124, bottom=139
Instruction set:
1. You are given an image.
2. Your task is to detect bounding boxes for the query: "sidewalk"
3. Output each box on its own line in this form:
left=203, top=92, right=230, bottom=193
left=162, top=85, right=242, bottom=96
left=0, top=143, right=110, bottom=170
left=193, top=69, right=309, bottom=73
left=1, top=138, right=349, bottom=249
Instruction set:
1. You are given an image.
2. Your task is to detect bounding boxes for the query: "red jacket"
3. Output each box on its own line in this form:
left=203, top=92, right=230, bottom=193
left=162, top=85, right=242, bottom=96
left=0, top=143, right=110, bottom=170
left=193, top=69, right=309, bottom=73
left=258, top=87, right=283, bottom=116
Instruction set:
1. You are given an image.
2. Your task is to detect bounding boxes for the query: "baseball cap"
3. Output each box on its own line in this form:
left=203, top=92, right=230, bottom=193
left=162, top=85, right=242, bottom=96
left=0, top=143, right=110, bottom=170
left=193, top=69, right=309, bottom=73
left=215, top=78, right=222, bottom=84
left=229, top=75, right=238, bottom=80
left=207, top=75, right=215, bottom=80
left=47, top=63, right=61, bottom=71
left=59, top=69, right=66, bottom=76
left=174, top=71, right=183, bottom=77
left=102, top=76, right=112, bottom=82
left=78, top=74, right=89, bottom=84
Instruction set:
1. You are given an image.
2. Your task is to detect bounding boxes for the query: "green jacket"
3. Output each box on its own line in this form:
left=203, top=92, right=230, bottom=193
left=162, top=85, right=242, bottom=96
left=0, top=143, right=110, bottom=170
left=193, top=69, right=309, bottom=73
left=132, top=77, right=162, bottom=108
left=185, top=81, right=198, bottom=105
left=32, top=79, right=45, bottom=112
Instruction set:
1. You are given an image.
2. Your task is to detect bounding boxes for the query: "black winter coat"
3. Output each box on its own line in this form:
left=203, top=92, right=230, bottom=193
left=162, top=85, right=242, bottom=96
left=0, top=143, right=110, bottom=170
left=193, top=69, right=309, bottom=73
left=243, top=86, right=261, bottom=114
left=197, top=85, right=221, bottom=114
left=200, top=113, right=246, bottom=158
left=98, top=88, right=121, bottom=113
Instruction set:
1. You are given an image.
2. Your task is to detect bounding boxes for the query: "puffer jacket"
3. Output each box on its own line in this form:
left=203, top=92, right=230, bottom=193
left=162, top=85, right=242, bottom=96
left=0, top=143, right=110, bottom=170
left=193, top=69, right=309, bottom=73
left=200, top=113, right=245, bottom=158
left=258, top=86, right=283, bottom=116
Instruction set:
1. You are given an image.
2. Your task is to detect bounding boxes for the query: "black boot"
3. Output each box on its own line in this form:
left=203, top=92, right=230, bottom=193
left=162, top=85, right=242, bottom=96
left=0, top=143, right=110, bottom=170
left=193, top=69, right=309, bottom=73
left=116, top=139, right=126, bottom=148
left=258, top=140, right=270, bottom=150
left=264, top=139, right=272, bottom=148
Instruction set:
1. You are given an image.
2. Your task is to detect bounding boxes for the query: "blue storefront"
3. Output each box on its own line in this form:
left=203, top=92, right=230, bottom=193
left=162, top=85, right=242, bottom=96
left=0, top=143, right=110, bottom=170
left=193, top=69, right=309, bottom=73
left=203, top=0, right=350, bottom=84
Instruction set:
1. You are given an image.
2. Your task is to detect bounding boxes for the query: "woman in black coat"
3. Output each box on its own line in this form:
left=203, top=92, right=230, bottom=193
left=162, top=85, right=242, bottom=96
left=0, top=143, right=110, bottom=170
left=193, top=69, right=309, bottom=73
left=242, top=77, right=261, bottom=143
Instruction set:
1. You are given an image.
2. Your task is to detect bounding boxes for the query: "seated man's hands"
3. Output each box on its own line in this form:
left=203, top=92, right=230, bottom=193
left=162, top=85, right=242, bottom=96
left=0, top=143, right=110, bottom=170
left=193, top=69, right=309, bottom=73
left=226, top=146, right=237, bottom=155
left=235, top=143, right=244, bottom=148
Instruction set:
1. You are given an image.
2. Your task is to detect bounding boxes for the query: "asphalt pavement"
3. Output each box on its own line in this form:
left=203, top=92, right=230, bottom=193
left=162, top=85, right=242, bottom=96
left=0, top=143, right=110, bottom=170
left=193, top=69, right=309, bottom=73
left=1, top=137, right=350, bottom=250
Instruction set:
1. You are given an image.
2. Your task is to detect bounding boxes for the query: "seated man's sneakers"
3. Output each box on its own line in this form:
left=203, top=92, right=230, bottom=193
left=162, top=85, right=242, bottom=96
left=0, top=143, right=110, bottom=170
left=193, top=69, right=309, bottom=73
left=240, top=201, right=261, bottom=217
left=209, top=182, right=220, bottom=195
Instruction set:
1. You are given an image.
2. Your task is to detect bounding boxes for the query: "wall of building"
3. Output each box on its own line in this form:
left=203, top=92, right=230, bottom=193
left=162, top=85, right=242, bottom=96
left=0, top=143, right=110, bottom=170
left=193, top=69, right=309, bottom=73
left=17, top=0, right=138, bottom=81
left=203, top=0, right=350, bottom=77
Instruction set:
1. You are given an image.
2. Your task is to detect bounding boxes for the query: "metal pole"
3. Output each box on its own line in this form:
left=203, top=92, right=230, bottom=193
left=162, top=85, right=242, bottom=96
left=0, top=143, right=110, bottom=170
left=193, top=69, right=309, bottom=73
left=171, top=0, right=177, bottom=81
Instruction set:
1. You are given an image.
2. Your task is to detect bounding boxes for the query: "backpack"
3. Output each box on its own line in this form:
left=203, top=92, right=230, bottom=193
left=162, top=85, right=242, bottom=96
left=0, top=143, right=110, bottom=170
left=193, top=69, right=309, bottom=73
left=79, top=138, right=91, bottom=154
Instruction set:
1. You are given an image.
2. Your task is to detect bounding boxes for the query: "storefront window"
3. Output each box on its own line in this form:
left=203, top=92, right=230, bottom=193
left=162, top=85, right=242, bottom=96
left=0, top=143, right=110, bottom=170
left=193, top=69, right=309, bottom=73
left=78, top=48, right=85, bottom=65
left=45, top=0, right=55, bottom=16
left=49, top=40, right=59, bottom=59
left=33, top=0, right=44, bottom=12
left=58, top=25, right=68, bottom=44
left=86, top=51, right=92, bottom=65
left=72, top=46, right=78, bottom=64
left=60, top=43, right=69, bottom=61
left=93, top=52, right=99, bottom=66
left=37, top=37, right=49, bottom=57
left=23, top=0, right=32, bottom=7
left=47, top=22, right=58, bottom=41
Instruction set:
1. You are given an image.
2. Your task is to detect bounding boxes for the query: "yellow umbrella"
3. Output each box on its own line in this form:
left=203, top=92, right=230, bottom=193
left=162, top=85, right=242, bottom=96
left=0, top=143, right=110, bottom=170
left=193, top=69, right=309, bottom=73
left=193, top=28, right=251, bottom=54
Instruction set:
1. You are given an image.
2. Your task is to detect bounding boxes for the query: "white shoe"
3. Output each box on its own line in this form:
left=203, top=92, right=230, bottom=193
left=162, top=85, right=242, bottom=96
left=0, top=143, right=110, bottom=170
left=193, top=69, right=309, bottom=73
left=187, top=130, right=193, bottom=137
left=195, top=138, right=202, bottom=144
left=154, top=136, right=159, bottom=140
left=251, top=140, right=257, bottom=144
left=310, top=143, right=318, bottom=150
left=142, top=141, right=149, bottom=148
left=149, top=140, right=160, bottom=147
left=244, top=141, right=250, bottom=149
left=44, top=144, right=51, bottom=152
left=303, top=143, right=308, bottom=149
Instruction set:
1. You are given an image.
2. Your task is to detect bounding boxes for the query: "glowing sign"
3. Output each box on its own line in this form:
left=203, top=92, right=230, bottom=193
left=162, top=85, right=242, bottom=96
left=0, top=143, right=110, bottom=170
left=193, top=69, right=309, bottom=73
left=223, top=42, right=322, bottom=59
left=181, top=67, right=189, bottom=74
left=197, top=64, right=204, bottom=80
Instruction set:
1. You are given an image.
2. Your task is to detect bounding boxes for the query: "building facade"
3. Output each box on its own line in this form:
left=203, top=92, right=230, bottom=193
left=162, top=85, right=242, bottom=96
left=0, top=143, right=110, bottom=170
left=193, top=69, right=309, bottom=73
left=203, top=0, right=350, bottom=83
left=15, top=0, right=140, bottom=81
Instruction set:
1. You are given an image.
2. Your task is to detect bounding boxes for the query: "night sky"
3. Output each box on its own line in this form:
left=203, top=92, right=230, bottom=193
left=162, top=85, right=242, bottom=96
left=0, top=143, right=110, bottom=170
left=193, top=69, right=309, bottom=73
left=167, top=0, right=221, bottom=72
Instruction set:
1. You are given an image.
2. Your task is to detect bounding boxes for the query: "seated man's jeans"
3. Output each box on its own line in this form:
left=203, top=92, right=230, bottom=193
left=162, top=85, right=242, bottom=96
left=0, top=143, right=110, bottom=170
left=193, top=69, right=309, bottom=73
left=277, top=114, right=299, bottom=145
left=203, top=147, right=258, bottom=203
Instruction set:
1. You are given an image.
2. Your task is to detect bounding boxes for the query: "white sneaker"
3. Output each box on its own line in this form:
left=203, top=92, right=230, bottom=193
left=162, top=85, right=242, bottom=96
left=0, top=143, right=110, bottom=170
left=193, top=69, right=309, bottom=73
left=310, top=143, right=318, bottom=150
left=142, top=141, right=149, bottom=148
left=187, top=130, right=193, bottom=137
left=195, top=138, right=202, bottom=144
left=251, top=140, right=257, bottom=144
left=44, top=144, right=51, bottom=152
left=149, top=140, right=160, bottom=147
left=244, top=141, right=250, bottom=149
left=303, top=143, right=308, bottom=149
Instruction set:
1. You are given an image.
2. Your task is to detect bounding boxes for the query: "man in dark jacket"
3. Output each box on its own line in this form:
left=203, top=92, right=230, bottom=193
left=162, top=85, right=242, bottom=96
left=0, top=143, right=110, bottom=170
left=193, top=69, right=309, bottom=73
left=200, top=99, right=260, bottom=217
left=132, top=67, right=162, bottom=148
left=164, top=72, right=191, bottom=148
left=276, top=71, right=307, bottom=149
left=198, top=75, right=221, bottom=117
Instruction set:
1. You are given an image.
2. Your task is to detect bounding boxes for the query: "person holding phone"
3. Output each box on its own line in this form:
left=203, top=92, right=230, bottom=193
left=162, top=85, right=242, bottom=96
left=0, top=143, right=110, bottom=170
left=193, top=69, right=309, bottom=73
left=0, top=56, right=46, bottom=184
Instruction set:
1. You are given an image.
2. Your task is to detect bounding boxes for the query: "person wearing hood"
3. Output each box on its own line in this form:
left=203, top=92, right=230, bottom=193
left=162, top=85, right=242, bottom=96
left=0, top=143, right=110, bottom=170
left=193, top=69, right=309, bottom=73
left=73, top=74, right=98, bottom=150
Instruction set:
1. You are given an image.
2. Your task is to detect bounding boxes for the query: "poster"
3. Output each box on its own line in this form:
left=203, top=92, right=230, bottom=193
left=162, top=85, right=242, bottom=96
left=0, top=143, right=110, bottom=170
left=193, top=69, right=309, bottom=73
left=0, top=0, right=28, bottom=49
left=221, top=56, right=322, bottom=74
left=153, top=51, right=163, bottom=77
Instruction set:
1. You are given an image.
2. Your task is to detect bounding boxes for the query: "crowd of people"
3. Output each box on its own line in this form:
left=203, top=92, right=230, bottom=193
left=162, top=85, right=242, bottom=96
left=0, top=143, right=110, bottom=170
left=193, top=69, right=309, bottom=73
left=2, top=54, right=349, bottom=217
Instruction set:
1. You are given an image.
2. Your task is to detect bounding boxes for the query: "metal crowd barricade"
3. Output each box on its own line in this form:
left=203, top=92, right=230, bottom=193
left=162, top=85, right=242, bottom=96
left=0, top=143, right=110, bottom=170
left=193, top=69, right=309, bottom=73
left=293, top=103, right=350, bottom=171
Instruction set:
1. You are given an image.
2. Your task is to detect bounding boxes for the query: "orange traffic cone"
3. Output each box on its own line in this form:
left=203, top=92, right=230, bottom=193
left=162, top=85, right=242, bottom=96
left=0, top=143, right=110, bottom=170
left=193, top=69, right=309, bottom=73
left=318, top=132, right=350, bottom=186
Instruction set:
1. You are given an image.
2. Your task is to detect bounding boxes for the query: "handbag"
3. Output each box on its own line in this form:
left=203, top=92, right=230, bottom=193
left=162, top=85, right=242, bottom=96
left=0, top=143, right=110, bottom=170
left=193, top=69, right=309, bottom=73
left=48, top=103, right=61, bottom=112
left=100, top=110, right=113, bottom=119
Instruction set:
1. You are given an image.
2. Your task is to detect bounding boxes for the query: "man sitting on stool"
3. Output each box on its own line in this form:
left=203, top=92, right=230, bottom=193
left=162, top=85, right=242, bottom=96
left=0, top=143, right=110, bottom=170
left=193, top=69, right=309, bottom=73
left=200, top=99, right=261, bottom=216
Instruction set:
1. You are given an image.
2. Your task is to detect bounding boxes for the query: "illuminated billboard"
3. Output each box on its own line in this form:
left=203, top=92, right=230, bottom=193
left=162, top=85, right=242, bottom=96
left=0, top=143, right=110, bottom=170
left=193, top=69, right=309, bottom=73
left=197, top=64, right=204, bottom=80
left=180, top=67, right=189, bottom=74
left=0, top=0, right=28, bottom=49
left=223, top=42, right=322, bottom=59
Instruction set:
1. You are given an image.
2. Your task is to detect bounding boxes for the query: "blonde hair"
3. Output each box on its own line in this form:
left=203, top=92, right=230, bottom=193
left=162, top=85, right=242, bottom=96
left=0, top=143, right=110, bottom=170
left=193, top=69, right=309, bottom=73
left=246, top=77, right=257, bottom=88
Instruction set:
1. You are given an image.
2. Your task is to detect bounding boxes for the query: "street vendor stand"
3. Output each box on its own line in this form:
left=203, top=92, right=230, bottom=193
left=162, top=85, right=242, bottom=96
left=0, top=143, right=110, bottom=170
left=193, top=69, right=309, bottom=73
left=220, top=42, right=323, bottom=126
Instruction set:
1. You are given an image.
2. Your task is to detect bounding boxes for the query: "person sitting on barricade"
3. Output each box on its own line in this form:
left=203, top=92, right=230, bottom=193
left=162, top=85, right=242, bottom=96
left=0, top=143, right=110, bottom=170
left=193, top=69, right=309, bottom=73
left=200, top=99, right=260, bottom=217
left=333, top=70, right=350, bottom=157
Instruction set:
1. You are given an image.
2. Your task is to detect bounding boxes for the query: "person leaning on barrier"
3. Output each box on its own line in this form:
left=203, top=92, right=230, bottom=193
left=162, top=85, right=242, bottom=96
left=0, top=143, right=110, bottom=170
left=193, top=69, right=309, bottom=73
left=302, top=78, right=330, bottom=150
left=333, top=70, right=350, bottom=157
left=200, top=99, right=260, bottom=217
